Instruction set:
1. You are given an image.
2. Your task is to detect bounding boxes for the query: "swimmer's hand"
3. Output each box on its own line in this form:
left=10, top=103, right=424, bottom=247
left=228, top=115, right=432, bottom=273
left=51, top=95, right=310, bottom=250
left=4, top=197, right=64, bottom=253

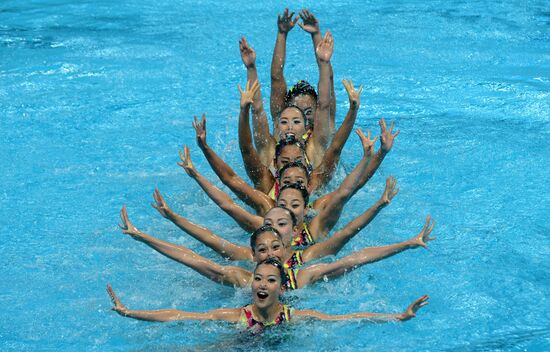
left=107, top=284, right=129, bottom=316
left=239, top=37, right=256, bottom=68
left=177, top=146, right=197, bottom=177
left=278, top=8, right=298, bottom=34
left=192, top=114, right=207, bottom=148
left=151, top=189, right=173, bottom=219
left=398, top=295, right=429, bottom=321
left=344, top=79, right=362, bottom=109
left=379, top=118, right=400, bottom=153
left=356, top=128, right=376, bottom=158
left=316, top=31, right=333, bottom=63
left=408, top=215, right=436, bottom=249
left=297, top=9, right=320, bottom=35
left=118, top=206, right=141, bottom=237
left=380, top=176, right=399, bottom=206
left=238, top=80, right=260, bottom=109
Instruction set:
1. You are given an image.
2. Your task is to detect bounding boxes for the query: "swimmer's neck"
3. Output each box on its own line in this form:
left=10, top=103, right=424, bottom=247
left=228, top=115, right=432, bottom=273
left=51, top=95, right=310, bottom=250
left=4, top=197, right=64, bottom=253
left=251, top=303, right=282, bottom=323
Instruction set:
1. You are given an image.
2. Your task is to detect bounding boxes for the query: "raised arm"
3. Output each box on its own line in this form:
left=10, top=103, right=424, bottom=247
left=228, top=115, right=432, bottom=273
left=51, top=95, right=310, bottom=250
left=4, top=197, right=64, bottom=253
left=151, top=189, right=253, bottom=261
left=298, top=9, right=336, bottom=130
left=309, top=31, right=333, bottom=158
left=107, top=285, right=241, bottom=322
left=270, top=8, right=298, bottom=128
left=308, top=128, right=376, bottom=240
left=117, top=207, right=252, bottom=287
left=298, top=216, right=435, bottom=287
left=193, top=113, right=273, bottom=215
left=302, top=176, right=398, bottom=262
left=309, top=79, right=362, bottom=191
left=177, top=146, right=263, bottom=232
left=239, top=37, right=274, bottom=166
left=293, top=296, right=429, bottom=322
left=237, top=81, right=276, bottom=194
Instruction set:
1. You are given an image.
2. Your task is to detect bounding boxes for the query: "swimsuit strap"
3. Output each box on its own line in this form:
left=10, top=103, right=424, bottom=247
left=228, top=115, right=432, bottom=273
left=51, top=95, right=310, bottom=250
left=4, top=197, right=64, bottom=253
left=285, top=268, right=299, bottom=290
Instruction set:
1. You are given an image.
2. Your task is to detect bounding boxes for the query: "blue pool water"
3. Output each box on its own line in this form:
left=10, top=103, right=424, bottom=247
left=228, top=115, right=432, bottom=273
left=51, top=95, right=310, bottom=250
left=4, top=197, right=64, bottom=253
left=1, top=0, right=549, bottom=350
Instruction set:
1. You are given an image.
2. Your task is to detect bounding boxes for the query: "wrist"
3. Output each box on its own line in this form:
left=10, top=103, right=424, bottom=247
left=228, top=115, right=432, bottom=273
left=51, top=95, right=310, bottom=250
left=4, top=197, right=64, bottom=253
left=246, top=63, right=256, bottom=70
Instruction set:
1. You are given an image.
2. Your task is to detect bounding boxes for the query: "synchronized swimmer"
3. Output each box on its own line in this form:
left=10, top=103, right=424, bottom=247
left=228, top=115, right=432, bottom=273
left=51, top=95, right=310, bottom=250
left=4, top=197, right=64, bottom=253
left=108, top=8, right=436, bottom=334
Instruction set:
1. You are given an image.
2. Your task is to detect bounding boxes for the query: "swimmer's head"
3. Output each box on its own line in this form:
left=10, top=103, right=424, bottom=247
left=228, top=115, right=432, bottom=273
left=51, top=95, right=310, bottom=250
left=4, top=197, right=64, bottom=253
left=250, top=225, right=286, bottom=262
left=252, top=258, right=288, bottom=304
left=263, top=206, right=297, bottom=247
left=277, top=105, right=307, bottom=138
left=277, top=183, right=309, bottom=225
left=285, top=80, right=317, bottom=126
left=278, top=161, right=310, bottom=189
left=275, top=135, right=307, bottom=170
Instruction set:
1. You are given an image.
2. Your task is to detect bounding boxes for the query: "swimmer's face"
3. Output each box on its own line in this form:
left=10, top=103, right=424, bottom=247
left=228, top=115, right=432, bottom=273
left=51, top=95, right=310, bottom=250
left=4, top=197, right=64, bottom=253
left=276, top=145, right=305, bottom=170
left=253, top=231, right=285, bottom=263
left=252, top=264, right=283, bottom=308
left=277, top=188, right=306, bottom=226
left=263, top=208, right=295, bottom=247
left=280, top=167, right=308, bottom=189
left=278, top=107, right=306, bottom=138
left=290, top=94, right=316, bottom=126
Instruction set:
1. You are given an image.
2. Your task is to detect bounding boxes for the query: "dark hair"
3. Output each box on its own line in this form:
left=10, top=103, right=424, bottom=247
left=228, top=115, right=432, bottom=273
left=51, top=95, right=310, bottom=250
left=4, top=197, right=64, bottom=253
left=275, top=134, right=306, bottom=159
left=285, top=80, right=318, bottom=105
left=267, top=205, right=298, bottom=227
left=278, top=161, right=311, bottom=182
left=278, top=182, right=309, bottom=205
left=255, top=258, right=288, bottom=288
left=250, top=225, right=283, bottom=251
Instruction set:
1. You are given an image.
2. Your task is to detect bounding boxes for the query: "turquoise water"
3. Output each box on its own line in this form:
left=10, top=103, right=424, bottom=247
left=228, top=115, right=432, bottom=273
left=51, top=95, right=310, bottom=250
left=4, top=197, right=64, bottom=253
left=1, top=0, right=549, bottom=351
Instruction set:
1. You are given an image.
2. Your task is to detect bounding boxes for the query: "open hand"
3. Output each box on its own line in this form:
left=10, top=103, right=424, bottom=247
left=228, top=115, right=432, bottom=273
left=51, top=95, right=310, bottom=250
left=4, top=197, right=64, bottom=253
left=380, top=176, right=399, bottom=205
left=239, top=37, right=256, bottom=68
left=410, top=215, right=436, bottom=248
left=278, top=8, right=298, bottom=33
left=107, top=284, right=128, bottom=316
left=343, top=79, right=362, bottom=109
left=316, top=31, right=333, bottom=63
left=177, top=145, right=197, bottom=177
left=298, top=9, right=319, bottom=34
left=356, top=128, right=377, bottom=158
left=238, top=80, right=260, bottom=109
left=192, top=114, right=207, bottom=147
left=379, top=118, right=400, bottom=153
left=118, top=206, right=140, bottom=237
left=151, top=188, right=172, bottom=219
left=399, top=295, right=429, bottom=321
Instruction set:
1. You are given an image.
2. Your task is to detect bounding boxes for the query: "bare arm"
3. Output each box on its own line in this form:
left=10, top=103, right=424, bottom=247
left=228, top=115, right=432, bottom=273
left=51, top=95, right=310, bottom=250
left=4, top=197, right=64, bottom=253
left=194, top=113, right=273, bottom=215
left=239, top=37, right=274, bottom=166
left=177, top=146, right=263, bottom=232
left=309, top=79, right=362, bottom=191
left=237, top=81, right=276, bottom=194
left=302, top=177, right=398, bottom=262
left=270, top=9, right=298, bottom=129
left=117, top=207, right=252, bottom=287
left=298, top=9, right=336, bottom=130
left=107, top=285, right=241, bottom=322
left=151, top=189, right=254, bottom=261
left=293, top=295, right=429, bottom=322
left=298, top=216, right=435, bottom=287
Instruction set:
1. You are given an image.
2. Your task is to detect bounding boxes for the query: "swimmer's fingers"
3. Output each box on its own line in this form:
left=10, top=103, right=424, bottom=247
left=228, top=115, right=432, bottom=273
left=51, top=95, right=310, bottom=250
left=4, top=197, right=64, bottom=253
left=107, top=284, right=127, bottom=313
left=379, top=118, right=387, bottom=133
left=342, top=79, right=350, bottom=93
left=237, top=84, right=244, bottom=95
left=357, top=84, right=363, bottom=96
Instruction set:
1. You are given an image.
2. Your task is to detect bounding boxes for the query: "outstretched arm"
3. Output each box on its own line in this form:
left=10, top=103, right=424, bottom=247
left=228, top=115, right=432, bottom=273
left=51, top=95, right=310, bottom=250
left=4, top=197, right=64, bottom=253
left=194, top=112, right=273, bottom=215
left=309, top=79, right=362, bottom=191
left=298, top=9, right=336, bottom=131
left=293, top=296, right=429, bottom=322
left=237, top=81, right=276, bottom=194
left=271, top=8, right=298, bottom=130
left=308, top=128, right=376, bottom=241
left=310, top=31, right=333, bottom=156
left=117, top=207, right=252, bottom=287
left=298, top=216, right=435, bottom=287
left=302, top=176, right=398, bottom=262
left=107, top=285, right=241, bottom=322
left=151, top=189, right=254, bottom=261
left=177, top=146, right=263, bottom=232
left=239, top=37, right=274, bottom=166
